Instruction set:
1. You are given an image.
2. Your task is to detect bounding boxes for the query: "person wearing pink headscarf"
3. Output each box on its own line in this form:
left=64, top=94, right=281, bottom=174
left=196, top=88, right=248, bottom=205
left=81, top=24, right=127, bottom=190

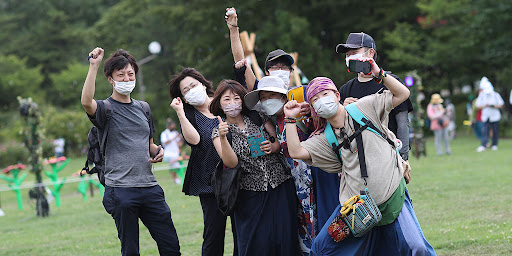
left=283, top=75, right=435, bottom=255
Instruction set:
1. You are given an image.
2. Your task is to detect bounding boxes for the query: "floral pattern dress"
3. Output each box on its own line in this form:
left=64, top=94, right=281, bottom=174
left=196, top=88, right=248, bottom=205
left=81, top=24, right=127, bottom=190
left=275, top=114, right=316, bottom=255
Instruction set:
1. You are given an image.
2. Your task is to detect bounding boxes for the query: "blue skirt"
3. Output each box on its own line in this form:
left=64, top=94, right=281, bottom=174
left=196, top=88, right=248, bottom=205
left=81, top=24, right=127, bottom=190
left=311, top=166, right=340, bottom=233
left=234, top=178, right=299, bottom=256
left=311, top=189, right=436, bottom=256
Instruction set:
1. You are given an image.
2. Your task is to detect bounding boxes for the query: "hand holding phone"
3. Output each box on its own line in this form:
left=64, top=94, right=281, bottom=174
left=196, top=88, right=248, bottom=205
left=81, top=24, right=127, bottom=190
left=247, top=129, right=265, bottom=157
left=153, top=147, right=162, bottom=160
left=348, top=60, right=372, bottom=75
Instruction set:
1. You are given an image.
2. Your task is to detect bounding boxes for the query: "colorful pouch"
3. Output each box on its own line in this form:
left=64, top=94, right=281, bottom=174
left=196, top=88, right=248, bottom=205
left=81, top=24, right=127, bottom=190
left=327, top=214, right=351, bottom=242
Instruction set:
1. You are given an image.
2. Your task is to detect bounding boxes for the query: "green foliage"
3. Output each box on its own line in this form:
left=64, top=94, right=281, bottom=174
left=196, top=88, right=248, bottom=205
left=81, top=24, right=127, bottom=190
left=49, top=62, right=90, bottom=109
left=0, top=55, right=44, bottom=109
left=41, top=106, right=92, bottom=157
left=0, top=142, right=29, bottom=168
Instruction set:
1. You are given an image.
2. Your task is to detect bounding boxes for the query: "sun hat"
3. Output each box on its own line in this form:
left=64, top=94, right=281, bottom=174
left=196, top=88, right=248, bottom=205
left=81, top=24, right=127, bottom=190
left=430, top=93, right=443, bottom=104
left=244, top=76, right=288, bottom=110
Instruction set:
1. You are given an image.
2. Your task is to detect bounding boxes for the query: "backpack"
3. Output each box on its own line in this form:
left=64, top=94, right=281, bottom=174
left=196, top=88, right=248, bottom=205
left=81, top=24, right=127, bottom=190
left=80, top=99, right=152, bottom=186
left=325, top=103, right=396, bottom=183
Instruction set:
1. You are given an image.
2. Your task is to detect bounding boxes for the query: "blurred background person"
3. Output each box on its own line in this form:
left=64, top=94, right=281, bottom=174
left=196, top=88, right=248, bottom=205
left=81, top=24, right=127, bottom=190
left=427, top=94, right=451, bottom=156
left=475, top=77, right=504, bottom=152
left=161, top=118, right=182, bottom=184
left=53, top=137, right=65, bottom=157
left=445, top=98, right=456, bottom=140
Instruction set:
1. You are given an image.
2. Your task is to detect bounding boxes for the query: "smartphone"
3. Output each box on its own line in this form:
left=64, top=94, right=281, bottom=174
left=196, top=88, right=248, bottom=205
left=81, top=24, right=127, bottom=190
left=348, top=60, right=372, bottom=75
left=287, top=86, right=305, bottom=103
left=287, top=86, right=305, bottom=118
left=246, top=129, right=265, bottom=158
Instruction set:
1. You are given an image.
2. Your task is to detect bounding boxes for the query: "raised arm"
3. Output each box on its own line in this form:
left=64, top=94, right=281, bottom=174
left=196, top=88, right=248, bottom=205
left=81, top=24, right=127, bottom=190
left=283, top=100, right=312, bottom=160
left=225, top=7, right=256, bottom=90
left=170, top=98, right=201, bottom=145
left=213, top=117, right=238, bottom=168
left=81, top=47, right=104, bottom=116
left=361, top=56, right=410, bottom=108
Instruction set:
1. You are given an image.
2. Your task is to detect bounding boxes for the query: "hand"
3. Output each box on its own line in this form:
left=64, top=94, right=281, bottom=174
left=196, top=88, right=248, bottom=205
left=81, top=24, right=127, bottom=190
left=343, top=97, right=358, bottom=106
left=283, top=100, right=301, bottom=118
left=148, top=145, right=163, bottom=163
left=402, top=160, right=411, bottom=184
left=358, top=56, right=380, bottom=77
left=88, top=47, right=104, bottom=68
left=235, top=59, right=247, bottom=69
left=298, top=102, right=311, bottom=116
left=225, top=7, right=238, bottom=29
left=170, top=97, right=184, bottom=113
left=217, top=116, right=229, bottom=138
left=260, top=140, right=272, bottom=154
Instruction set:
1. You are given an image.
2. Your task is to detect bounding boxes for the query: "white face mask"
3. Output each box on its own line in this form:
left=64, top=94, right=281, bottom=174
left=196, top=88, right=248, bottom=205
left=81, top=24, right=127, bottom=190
left=345, top=49, right=370, bottom=68
left=261, top=98, right=284, bottom=116
left=269, top=70, right=291, bottom=86
left=313, top=95, right=339, bottom=119
left=184, top=85, right=207, bottom=106
left=112, top=78, right=136, bottom=95
left=222, top=102, right=243, bottom=117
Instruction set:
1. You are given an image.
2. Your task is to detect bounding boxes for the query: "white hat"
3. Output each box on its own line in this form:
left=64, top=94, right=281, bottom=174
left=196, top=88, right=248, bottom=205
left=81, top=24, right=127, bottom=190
left=244, top=76, right=288, bottom=110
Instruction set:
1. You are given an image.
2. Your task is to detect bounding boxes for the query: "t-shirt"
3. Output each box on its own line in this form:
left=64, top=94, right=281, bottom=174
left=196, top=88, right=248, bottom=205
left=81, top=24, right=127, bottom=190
left=88, top=97, right=157, bottom=188
left=160, top=129, right=180, bottom=160
left=339, top=76, right=413, bottom=135
left=475, top=91, right=505, bottom=122
left=301, top=91, right=404, bottom=206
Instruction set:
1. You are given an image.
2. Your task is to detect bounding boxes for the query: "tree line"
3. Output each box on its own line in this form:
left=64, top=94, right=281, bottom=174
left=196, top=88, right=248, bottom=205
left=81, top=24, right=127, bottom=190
left=1, top=0, right=511, bottom=159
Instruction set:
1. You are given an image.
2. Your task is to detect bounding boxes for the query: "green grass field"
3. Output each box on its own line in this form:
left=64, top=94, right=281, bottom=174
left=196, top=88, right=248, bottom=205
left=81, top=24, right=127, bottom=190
left=0, top=135, right=511, bottom=255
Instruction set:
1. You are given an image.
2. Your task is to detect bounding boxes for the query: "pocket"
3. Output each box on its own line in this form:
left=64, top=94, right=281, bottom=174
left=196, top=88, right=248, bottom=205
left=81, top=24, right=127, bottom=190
left=102, top=186, right=116, bottom=215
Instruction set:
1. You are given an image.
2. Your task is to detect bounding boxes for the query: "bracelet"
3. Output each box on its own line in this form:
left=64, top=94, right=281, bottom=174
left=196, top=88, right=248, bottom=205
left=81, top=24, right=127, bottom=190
left=375, top=69, right=387, bottom=84
left=285, top=118, right=297, bottom=124
left=285, top=116, right=296, bottom=121
left=227, top=23, right=238, bottom=27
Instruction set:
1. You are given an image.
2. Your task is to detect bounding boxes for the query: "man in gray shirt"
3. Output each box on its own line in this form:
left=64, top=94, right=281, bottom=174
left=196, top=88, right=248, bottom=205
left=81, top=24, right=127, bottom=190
left=82, top=47, right=180, bottom=256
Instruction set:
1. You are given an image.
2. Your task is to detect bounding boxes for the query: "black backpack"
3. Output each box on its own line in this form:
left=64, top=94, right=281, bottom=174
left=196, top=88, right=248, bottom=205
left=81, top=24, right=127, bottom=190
left=80, top=99, right=152, bottom=186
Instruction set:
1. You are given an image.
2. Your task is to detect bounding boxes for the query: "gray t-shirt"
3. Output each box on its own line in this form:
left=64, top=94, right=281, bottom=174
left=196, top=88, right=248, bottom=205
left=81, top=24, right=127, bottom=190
left=301, top=91, right=404, bottom=205
left=88, top=98, right=158, bottom=187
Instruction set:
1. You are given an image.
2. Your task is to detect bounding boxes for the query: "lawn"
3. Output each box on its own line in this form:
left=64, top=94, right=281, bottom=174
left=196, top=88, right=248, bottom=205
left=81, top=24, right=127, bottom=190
left=0, top=135, right=510, bottom=255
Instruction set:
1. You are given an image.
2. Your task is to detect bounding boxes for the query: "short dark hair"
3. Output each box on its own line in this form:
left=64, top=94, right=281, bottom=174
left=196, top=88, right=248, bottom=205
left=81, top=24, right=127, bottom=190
left=209, top=80, right=250, bottom=118
left=264, top=56, right=294, bottom=73
left=103, top=49, right=139, bottom=78
left=168, top=68, right=214, bottom=100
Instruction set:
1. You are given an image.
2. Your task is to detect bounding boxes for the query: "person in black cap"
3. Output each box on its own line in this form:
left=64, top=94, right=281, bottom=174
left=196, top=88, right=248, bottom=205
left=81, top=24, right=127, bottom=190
left=336, top=32, right=413, bottom=183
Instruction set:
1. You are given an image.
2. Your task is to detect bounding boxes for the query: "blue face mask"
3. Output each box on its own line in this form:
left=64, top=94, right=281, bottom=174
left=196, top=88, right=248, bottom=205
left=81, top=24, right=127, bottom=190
left=261, top=98, right=284, bottom=116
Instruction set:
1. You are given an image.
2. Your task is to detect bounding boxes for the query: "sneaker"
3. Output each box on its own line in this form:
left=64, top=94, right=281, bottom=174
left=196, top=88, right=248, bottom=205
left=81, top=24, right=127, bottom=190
left=476, top=146, right=486, bottom=152
left=491, top=145, right=498, bottom=151
left=174, top=178, right=181, bottom=184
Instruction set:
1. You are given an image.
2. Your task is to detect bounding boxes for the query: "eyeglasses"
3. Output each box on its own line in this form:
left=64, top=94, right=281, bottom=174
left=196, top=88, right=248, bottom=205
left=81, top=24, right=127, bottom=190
left=268, top=65, right=293, bottom=72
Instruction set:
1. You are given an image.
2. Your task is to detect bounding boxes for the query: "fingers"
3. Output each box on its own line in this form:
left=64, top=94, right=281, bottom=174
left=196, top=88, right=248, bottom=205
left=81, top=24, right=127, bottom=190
left=343, top=97, right=358, bottom=106
left=217, top=116, right=223, bottom=123
left=260, top=140, right=272, bottom=154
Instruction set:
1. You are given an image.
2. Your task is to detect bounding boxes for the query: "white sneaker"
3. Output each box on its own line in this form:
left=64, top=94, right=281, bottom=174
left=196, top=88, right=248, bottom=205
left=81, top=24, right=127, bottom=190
left=476, top=146, right=486, bottom=152
left=174, top=178, right=181, bottom=184
left=491, top=145, right=498, bottom=151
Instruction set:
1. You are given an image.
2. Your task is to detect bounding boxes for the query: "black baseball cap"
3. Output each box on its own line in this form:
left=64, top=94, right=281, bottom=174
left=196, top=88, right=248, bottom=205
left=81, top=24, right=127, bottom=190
left=265, top=49, right=294, bottom=67
left=336, top=32, right=377, bottom=53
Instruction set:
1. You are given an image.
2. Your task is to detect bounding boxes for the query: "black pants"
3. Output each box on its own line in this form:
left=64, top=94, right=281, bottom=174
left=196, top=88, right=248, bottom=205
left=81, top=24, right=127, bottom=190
left=103, top=185, right=181, bottom=256
left=199, top=194, right=238, bottom=256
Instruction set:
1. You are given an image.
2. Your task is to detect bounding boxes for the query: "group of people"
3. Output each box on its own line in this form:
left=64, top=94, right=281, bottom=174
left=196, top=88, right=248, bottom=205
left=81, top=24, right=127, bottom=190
left=80, top=7, right=435, bottom=256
